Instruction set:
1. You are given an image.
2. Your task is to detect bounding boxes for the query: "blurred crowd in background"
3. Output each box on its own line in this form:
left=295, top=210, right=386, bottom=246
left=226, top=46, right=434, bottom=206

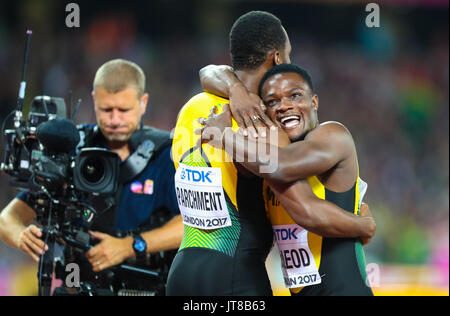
left=0, top=0, right=448, bottom=295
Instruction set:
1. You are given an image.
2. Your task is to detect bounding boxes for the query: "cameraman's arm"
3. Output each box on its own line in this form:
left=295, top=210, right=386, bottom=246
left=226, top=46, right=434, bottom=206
left=87, top=215, right=183, bottom=272
left=141, top=214, right=183, bottom=253
left=0, top=198, right=47, bottom=262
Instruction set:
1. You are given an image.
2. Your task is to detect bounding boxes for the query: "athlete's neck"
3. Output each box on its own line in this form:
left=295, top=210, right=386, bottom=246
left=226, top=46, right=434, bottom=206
left=235, top=68, right=269, bottom=95
left=291, top=119, right=320, bottom=143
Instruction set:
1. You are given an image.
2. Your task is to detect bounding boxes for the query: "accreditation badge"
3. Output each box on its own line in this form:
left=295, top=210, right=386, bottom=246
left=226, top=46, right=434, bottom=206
left=174, top=163, right=231, bottom=229
left=273, top=224, right=322, bottom=288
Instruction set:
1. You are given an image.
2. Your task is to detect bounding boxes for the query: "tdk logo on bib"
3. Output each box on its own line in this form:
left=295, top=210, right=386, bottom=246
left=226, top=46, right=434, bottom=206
left=272, top=224, right=322, bottom=288
left=175, top=163, right=231, bottom=229
left=180, top=167, right=212, bottom=183
left=180, top=168, right=186, bottom=180
left=274, top=227, right=299, bottom=241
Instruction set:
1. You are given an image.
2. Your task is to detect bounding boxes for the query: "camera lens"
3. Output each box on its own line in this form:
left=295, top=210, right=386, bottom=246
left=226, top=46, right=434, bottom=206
left=81, top=157, right=105, bottom=184
left=74, top=148, right=119, bottom=194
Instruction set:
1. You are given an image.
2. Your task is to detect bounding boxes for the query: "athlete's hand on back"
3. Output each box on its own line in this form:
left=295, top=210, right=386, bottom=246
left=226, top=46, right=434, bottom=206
left=228, top=84, right=277, bottom=138
left=196, top=104, right=232, bottom=148
left=359, top=203, right=376, bottom=246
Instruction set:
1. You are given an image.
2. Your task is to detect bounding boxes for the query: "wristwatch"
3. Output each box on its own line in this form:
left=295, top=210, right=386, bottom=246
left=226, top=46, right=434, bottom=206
left=132, top=233, right=147, bottom=262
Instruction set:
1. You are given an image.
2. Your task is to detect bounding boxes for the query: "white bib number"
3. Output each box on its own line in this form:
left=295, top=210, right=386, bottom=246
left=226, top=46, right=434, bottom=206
left=175, top=163, right=230, bottom=229
left=273, top=224, right=322, bottom=288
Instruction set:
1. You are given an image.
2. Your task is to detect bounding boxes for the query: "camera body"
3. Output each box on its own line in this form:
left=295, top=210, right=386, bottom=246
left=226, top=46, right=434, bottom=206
left=1, top=95, right=120, bottom=220
left=1, top=96, right=170, bottom=295
left=2, top=97, right=65, bottom=184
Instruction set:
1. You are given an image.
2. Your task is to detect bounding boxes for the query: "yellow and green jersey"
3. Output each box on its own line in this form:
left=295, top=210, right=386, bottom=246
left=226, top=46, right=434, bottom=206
left=264, top=175, right=374, bottom=296
left=167, top=92, right=273, bottom=295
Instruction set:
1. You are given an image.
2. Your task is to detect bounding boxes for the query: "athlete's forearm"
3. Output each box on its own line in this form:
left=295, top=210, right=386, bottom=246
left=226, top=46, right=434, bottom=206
left=221, top=128, right=338, bottom=183
left=298, top=198, right=375, bottom=239
left=221, top=128, right=296, bottom=183
left=141, top=215, right=183, bottom=253
left=220, top=128, right=286, bottom=181
left=199, top=64, right=241, bottom=98
left=268, top=181, right=376, bottom=239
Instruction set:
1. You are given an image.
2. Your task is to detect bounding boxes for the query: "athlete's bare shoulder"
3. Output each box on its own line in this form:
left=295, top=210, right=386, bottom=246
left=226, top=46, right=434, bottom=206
left=177, top=92, right=228, bottom=122
left=184, top=92, right=227, bottom=108
left=320, top=121, right=351, bottom=134
left=302, top=121, right=357, bottom=164
left=306, top=121, right=354, bottom=143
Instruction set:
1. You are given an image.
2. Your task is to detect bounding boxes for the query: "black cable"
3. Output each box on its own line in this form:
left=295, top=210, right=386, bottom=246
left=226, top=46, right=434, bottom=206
left=16, top=30, right=32, bottom=112
left=1, top=110, right=16, bottom=135
left=72, top=99, right=82, bottom=123
left=41, top=97, right=50, bottom=118
left=38, top=200, right=53, bottom=296
left=1, top=110, right=31, bottom=157
left=68, top=91, right=73, bottom=121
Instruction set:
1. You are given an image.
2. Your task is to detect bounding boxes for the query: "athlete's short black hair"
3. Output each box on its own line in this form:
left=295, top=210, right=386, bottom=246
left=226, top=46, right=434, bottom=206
left=229, top=11, right=287, bottom=70
left=258, top=64, right=314, bottom=97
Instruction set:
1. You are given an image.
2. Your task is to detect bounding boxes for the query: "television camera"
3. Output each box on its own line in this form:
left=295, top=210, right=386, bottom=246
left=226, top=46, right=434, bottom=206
left=1, top=31, right=165, bottom=296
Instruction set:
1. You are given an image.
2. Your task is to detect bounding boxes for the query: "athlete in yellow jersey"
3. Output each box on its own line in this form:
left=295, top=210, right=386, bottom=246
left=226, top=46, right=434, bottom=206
left=166, top=11, right=292, bottom=296
left=199, top=63, right=375, bottom=296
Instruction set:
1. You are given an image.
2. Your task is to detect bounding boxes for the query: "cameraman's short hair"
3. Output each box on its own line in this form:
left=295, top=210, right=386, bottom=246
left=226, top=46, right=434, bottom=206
left=230, top=11, right=287, bottom=70
left=93, top=59, right=146, bottom=97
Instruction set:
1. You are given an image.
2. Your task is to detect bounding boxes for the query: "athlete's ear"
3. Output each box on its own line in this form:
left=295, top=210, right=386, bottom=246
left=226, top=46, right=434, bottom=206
left=267, top=50, right=281, bottom=66
left=312, top=94, right=319, bottom=112
left=274, top=50, right=282, bottom=65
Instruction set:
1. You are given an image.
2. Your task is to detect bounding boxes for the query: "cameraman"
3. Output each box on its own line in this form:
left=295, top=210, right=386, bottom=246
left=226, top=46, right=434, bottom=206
left=0, top=59, right=183, bottom=292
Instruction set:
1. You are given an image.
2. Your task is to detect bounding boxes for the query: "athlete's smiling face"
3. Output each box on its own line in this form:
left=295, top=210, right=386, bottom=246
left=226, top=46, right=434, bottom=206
left=261, top=72, right=319, bottom=142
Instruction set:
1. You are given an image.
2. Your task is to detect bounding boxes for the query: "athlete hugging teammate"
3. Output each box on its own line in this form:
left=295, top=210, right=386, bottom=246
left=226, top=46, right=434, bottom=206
left=198, top=63, right=375, bottom=296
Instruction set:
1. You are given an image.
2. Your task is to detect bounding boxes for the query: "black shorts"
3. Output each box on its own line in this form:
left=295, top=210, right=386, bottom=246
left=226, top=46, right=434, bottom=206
left=166, top=247, right=273, bottom=296
left=292, top=239, right=374, bottom=296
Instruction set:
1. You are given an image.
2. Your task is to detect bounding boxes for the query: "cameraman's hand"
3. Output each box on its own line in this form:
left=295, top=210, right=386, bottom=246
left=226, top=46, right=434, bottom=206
left=86, top=231, right=134, bottom=272
left=18, top=225, right=48, bottom=262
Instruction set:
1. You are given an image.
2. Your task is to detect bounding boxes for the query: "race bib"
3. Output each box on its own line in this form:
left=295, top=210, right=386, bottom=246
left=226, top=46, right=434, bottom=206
left=273, top=224, right=322, bottom=288
left=175, top=163, right=230, bottom=229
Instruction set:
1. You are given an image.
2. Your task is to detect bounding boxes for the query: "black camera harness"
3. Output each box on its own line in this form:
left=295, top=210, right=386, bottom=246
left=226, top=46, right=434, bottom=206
left=79, top=124, right=172, bottom=234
